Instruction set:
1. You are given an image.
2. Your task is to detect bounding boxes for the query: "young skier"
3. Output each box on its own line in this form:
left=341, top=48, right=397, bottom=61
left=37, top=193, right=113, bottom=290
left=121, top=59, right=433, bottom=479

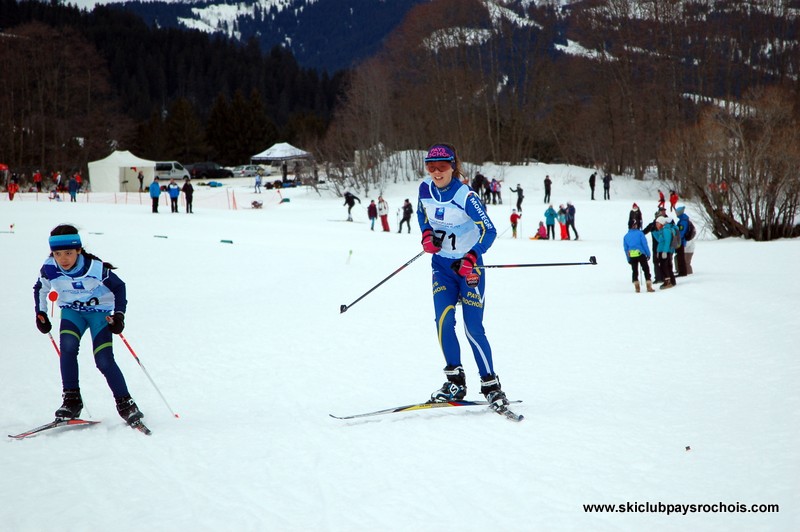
left=510, top=209, right=522, bottom=238
left=33, top=224, right=145, bottom=427
left=417, top=143, right=510, bottom=409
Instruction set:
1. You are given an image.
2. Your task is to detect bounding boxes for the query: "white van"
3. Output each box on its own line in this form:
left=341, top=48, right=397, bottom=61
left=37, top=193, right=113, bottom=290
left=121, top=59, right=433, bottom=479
left=155, top=161, right=190, bottom=181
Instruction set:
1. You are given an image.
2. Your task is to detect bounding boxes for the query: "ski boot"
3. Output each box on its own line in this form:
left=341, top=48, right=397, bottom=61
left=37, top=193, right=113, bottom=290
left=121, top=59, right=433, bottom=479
left=55, top=389, right=83, bottom=420
left=430, top=365, right=467, bottom=403
left=480, top=374, right=509, bottom=409
left=115, top=395, right=144, bottom=426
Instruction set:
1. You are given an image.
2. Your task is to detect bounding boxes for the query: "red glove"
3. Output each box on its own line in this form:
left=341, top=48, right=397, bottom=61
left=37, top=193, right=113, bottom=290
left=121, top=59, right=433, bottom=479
left=451, top=251, right=478, bottom=277
left=421, top=229, right=441, bottom=254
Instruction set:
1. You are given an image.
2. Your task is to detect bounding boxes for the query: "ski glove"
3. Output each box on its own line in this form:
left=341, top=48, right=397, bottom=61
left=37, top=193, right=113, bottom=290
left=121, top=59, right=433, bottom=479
left=107, top=312, right=125, bottom=335
left=451, top=251, right=478, bottom=277
left=421, top=229, right=442, bottom=254
left=36, top=312, right=52, bottom=334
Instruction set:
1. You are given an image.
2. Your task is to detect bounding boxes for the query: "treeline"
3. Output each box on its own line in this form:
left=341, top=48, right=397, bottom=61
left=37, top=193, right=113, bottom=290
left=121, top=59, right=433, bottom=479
left=0, top=0, right=346, bottom=171
left=320, top=0, right=800, bottom=240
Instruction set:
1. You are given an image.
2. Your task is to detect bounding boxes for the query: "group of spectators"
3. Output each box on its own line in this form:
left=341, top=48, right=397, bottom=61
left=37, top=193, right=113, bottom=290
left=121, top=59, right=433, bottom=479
left=4, top=170, right=83, bottom=202
left=624, top=202, right=695, bottom=292
left=148, top=177, right=194, bottom=214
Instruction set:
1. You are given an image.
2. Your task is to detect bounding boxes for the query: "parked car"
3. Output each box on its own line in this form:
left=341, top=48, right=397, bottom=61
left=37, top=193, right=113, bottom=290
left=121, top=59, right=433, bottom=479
left=231, top=165, right=267, bottom=178
left=155, top=161, right=190, bottom=181
left=186, top=162, right=233, bottom=180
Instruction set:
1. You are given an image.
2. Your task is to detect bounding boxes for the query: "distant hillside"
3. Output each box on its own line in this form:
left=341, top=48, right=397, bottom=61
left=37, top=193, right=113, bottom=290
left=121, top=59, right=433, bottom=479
left=119, top=0, right=428, bottom=72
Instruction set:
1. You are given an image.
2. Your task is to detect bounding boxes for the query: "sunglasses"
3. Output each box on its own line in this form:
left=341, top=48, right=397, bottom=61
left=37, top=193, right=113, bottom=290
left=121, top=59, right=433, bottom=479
left=425, top=161, right=453, bottom=173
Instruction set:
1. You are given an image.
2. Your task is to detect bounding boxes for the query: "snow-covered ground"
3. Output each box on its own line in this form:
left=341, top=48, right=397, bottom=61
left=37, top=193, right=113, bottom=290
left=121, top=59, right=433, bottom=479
left=1, top=163, right=798, bottom=531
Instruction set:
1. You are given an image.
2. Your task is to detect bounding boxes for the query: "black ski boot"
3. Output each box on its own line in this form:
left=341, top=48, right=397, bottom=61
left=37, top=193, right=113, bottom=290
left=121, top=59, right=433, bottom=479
left=430, top=365, right=467, bottom=402
left=55, top=389, right=83, bottom=420
left=480, top=374, right=509, bottom=408
left=115, top=395, right=144, bottom=425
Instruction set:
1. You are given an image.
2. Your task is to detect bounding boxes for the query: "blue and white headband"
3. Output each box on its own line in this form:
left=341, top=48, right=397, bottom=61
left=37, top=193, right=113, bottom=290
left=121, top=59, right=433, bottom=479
left=49, top=234, right=82, bottom=251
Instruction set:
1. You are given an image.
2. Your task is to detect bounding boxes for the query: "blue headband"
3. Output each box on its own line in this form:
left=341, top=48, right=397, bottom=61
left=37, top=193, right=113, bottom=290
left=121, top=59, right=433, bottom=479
left=49, top=234, right=82, bottom=251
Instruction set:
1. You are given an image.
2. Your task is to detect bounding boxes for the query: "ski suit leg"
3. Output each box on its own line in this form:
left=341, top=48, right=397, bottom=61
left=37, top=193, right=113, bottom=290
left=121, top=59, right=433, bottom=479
left=86, top=312, right=130, bottom=398
left=431, top=255, right=494, bottom=377
left=59, top=310, right=88, bottom=390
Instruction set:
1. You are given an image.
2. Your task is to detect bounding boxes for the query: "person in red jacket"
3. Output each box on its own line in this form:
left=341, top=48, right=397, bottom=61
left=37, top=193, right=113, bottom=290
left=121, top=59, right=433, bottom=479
left=669, top=190, right=679, bottom=212
left=509, top=209, right=522, bottom=238
left=7, top=178, right=20, bottom=201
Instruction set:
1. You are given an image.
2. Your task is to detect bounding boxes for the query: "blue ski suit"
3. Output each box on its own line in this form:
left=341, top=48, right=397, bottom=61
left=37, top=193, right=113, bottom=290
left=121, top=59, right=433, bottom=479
left=417, top=177, right=497, bottom=377
left=33, top=254, right=131, bottom=397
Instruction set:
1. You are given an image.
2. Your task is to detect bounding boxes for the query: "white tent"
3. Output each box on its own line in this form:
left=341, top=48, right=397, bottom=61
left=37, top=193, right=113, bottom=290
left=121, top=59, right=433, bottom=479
left=87, top=150, right=156, bottom=193
left=251, top=142, right=311, bottom=162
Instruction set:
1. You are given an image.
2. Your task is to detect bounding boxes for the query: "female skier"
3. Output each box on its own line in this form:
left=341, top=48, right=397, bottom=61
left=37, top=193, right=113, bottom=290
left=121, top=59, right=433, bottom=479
left=417, top=143, right=510, bottom=409
left=33, top=224, right=145, bottom=427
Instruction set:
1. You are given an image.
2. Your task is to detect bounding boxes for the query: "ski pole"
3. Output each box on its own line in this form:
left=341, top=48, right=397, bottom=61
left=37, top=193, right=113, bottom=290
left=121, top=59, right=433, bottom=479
left=118, top=333, right=180, bottom=418
left=475, top=256, right=598, bottom=269
left=47, top=332, right=61, bottom=357
left=341, top=250, right=426, bottom=313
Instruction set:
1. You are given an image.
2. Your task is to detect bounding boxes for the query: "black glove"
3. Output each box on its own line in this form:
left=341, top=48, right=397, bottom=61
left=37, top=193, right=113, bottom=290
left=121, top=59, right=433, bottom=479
left=36, top=312, right=52, bottom=334
left=107, top=312, right=125, bottom=335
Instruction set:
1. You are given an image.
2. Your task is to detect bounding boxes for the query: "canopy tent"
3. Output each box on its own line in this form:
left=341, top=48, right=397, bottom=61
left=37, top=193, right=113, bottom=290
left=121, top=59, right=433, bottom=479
left=251, top=142, right=311, bottom=163
left=87, top=150, right=156, bottom=193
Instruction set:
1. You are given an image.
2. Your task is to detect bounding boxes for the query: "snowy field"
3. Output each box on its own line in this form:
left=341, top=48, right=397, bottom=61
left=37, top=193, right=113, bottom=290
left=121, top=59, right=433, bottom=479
left=1, top=163, right=798, bottom=532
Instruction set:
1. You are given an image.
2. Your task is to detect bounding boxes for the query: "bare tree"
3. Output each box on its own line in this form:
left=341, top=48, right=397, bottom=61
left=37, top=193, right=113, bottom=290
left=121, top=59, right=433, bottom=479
left=660, top=87, right=800, bottom=240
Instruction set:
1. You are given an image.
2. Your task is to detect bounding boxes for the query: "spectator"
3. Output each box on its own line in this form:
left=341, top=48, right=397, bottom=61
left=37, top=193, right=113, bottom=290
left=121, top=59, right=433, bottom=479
left=34, top=170, right=43, bottom=192
left=603, top=172, right=612, bottom=200
left=557, top=204, right=568, bottom=240
left=137, top=171, right=145, bottom=192
left=684, top=234, right=696, bottom=275
left=343, top=191, right=361, bottom=222
left=68, top=175, right=79, bottom=202
left=254, top=174, right=262, bottom=194
left=367, top=200, right=378, bottom=231
left=149, top=177, right=161, bottom=213
left=669, top=190, right=679, bottom=212
left=510, top=209, right=522, bottom=239
left=657, top=189, right=665, bottom=210
left=7, top=177, right=20, bottom=201
left=167, top=178, right=181, bottom=213
left=675, top=205, right=691, bottom=276
left=623, top=219, right=655, bottom=293
left=544, top=204, right=557, bottom=240
left=566, top=201, right=579, bottom=240
left=643, top=206, right=667, bottom=283
left=544, top=175, right=552, bottom=203
left=182, top=177, right=194, bottom=214
left=378, top=196, right=390, bottom=232
left=653, top=216, right=678, bottom=289
left=398, top=199, right=413, bottom=233
left=510, top=184, right=524, bottom=212
left=589, top=172, right=597, bottom=200
left=628, top=203, right=642, bottom=229
left=531, top=221, right=547, bottom=240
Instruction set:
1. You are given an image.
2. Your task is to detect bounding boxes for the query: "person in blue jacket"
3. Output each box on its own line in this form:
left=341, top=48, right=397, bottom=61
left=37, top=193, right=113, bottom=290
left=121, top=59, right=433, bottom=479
left=544, top=204, right=557, bottom=240
left=149, top=176, right=161, bottom=213
left=623, top=219, right=654, bottom=292
left=33, top=224, right=145, bottom=426
left=653, top=216, right=678, bottom=289
left=167, top=178, right=181, bottom=213
left=417, top=143, right=510, bottom=409
left=675, top=205, right=690, bottom=277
